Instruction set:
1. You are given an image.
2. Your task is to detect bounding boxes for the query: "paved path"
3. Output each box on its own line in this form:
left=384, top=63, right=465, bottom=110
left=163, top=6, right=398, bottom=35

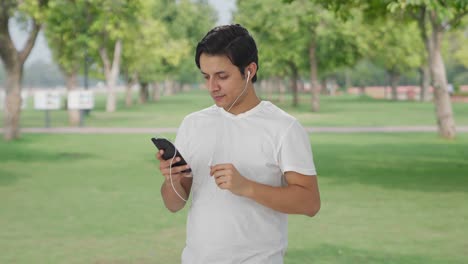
left=2, top=126, right=467, bottom=134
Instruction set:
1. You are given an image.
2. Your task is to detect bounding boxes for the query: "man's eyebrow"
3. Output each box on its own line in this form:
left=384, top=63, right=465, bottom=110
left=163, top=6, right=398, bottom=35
left=200, top=71, right=227, bottom=75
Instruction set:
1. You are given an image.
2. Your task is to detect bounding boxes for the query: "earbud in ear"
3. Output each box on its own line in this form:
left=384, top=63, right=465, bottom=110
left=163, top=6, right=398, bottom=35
left=247, top=70, right=251, bottom=81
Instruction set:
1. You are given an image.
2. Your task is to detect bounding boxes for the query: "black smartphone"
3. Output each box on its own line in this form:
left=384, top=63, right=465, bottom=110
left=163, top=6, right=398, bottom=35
left=151, top=137, right=192, bottom=173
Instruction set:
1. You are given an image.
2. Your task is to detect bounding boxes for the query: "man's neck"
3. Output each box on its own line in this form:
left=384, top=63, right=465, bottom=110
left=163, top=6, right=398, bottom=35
left=225, top=89, right=261, bottom=115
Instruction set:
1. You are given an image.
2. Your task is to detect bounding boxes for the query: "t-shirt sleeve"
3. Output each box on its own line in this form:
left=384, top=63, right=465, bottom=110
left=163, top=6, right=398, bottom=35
left=278, top=120, right=316, bottom=176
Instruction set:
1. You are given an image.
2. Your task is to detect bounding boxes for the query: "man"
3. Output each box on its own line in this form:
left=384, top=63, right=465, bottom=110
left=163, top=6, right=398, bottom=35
left=157, top=24, right=320, bottom=264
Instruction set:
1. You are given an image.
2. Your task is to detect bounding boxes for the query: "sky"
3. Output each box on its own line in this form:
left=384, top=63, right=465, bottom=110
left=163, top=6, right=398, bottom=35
left=10, top=0, right=236, bottom=66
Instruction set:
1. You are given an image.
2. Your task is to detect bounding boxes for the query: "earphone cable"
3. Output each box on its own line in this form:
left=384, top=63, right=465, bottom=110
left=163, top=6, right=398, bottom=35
left=226, top=72, right=250, bottom=113
left=169, top=150, right=187, bottom=202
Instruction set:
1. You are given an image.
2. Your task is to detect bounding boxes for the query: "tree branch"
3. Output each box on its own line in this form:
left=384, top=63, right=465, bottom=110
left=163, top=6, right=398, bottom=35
left=18, top=20, right=41, bottom=64
left=0, top=3, right=17, bottom=68
left=437, top=0, right=447, bottom=8
left=99, top=46, right=111, bottom=79
left=448, top=9, right=468, bottom=28
left=111, top=39, right=122, bottom=79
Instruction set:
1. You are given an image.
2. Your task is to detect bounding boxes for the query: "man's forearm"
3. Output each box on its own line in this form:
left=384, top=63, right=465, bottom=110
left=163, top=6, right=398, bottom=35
left=161, top=181, right=187, bottom=212
left=244, top=180, right=320, bottom=217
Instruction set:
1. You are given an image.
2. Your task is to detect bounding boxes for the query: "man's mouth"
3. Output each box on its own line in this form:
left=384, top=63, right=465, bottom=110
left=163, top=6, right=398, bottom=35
left=212, top=94, right=225, bottom=102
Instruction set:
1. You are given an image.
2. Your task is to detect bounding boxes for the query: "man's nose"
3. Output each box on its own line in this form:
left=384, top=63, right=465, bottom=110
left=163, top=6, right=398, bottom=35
left=207, top=77, right=219, bottom=91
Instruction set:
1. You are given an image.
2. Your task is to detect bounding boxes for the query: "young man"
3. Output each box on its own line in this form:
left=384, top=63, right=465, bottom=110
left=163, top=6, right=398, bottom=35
left=157, top=24, right=320, bottom=264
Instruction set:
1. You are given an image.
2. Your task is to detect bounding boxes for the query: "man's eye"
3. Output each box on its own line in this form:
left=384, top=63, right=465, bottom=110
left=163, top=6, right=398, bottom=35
left=219, top=75, right=228, bottom=80
left=203, top=75, right=209, bottom=80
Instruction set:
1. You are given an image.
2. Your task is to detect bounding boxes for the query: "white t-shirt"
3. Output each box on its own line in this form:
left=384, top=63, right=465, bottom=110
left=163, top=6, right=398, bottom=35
left=175, top=101, right=316, bottom=264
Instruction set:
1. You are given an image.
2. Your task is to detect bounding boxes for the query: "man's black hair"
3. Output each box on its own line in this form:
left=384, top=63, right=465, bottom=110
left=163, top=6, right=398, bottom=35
left=195, top=24, right=259, bottom=83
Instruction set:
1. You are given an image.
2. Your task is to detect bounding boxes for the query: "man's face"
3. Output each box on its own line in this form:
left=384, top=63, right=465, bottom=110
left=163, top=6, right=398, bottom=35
left=199, top=53, right=246, bottom=109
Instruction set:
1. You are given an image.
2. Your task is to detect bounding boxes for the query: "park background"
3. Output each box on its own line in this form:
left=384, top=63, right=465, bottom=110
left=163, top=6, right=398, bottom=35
left=1, top=0, right=468, bottom=263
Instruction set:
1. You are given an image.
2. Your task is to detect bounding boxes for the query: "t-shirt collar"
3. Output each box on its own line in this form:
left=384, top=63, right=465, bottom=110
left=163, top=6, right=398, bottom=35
left=217, top=101, right=265, bottom=119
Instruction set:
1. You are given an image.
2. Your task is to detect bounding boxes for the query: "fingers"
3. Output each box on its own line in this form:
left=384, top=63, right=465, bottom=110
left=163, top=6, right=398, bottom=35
left=156, top=149, right=191, bottom=181
left=210, top=164, right=234, bottom=188
left=214, top=175, right=231, bottom=189
left=164, top=171, right=191, bottom=182
left=210, top=163, right=232, bottom=176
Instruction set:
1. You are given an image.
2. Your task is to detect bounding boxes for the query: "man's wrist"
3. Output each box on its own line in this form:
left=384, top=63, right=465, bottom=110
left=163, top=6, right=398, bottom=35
left=243, top=179, right=255, bottom=199
left=163, top=178, right=180, bottom=188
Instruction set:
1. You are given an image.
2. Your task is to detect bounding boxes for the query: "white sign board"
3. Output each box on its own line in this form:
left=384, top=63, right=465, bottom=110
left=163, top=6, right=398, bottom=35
left=0, top=90, right=28, bottom=110
left=68, top=90, right=94, bottom=110
left=34, top=91, right=62, bottom=110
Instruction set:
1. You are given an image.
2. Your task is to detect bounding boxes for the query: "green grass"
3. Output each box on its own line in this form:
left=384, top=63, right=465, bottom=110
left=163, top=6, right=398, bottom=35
left=1, top=133, right=467, bottom=263
left=4, top=89, right=468, bottom=128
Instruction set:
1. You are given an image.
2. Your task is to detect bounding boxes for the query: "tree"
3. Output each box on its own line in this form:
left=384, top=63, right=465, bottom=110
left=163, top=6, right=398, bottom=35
left=0, top=0, right=48, bottom=140
left=156, top=0, right=217, bottom=93
left=236, top=0, right=308, bottom=107
left=88, top=0, right=141, bottom=112
left=237, top=0, right=363, bottom=110
left=45, top=0, right=92, bottom=125
left=392, top=1, right=466, bottom=138
left=315, top=0, right=468, bottom=138
left=366, top=19, right=422, bottom=100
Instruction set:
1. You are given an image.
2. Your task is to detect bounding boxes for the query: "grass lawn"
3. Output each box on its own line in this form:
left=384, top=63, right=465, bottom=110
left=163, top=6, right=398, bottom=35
left=4, top=89, right=468, bottom=128
left=1, top=133, right=467, bottom=263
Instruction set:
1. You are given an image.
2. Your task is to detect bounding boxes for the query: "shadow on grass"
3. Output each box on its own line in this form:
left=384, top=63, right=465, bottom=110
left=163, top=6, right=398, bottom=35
left=285, top=244, right=457, bottom=264
left=0, top=147, right=95, bottom=163
left=0, top=139, right=95, bottom=186
left=315, top=140, right=468, bottom=193
left=0, top=168, right=24, bottom=186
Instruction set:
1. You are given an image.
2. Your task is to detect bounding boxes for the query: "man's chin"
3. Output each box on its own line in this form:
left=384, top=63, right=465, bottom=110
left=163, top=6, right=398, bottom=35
left=214, top=101, right=225, bottom=108
left=212, top=97, right=227, bottom=107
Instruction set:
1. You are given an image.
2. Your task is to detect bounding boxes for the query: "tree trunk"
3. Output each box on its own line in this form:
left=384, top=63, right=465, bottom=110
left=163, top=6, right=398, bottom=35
left=125, top=72, right=137, bottom=107
left=99, top=39, right=122, bottom=113
left=329, top=77, right=338, bottom=96
left=417, top=8, right=432, bottom=103
left=3, top=65, right=22, bottom=140
left=164, top=79, right=173, bottom=96
left=419, top=65, right=430, bottom=101
left=418, top=9, right=456, bottom=139
left=152, top=82, right=161, bottom=102
left=65, top=71, right=80, bottom=126
left=309, top=40, right=320, bottom=112
left=289, top=63, right=299, bottom=107
left=0, top=15, right=41, bottom=140
left=139, top=82, right=149, bottom=104
left=345, top=69, right=352, bottom=91
left=389, top=71, right=400, bottom=101
left=174, top=82, right=181, bottom=94
left=360, top=86, right=366, bottom=96
left=429, top=26, right=456, bottom=139
left=278, top=78, right=285, bottom=103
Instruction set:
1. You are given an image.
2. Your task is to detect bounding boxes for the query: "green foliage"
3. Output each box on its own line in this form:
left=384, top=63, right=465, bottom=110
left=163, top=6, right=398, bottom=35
left=236, top=0, right=364, bottom=79
left=120, top=0, right=216, bottom=84
left=44, top=0, right=142, bottom=80
left=450, top=25, right=468, bottom=68
left=366, top=19, right=423, bottom=75
left=388, top=0, right=468, bottom=26
left=17, top=0, right=49, bottom=22
left=45, top=0, right=92, bottom=74
left=156, top=0, right=217, bottom=83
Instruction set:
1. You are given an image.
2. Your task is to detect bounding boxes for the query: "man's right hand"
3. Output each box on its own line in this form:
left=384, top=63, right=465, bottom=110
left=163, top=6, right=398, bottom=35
left=156, top=150, right=192, bottom=183
left=157, top=149, right=192, bottom=211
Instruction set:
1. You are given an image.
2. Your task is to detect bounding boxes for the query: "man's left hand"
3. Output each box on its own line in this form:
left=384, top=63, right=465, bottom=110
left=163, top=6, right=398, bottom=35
left=210, top=163, right=252, bottom=197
